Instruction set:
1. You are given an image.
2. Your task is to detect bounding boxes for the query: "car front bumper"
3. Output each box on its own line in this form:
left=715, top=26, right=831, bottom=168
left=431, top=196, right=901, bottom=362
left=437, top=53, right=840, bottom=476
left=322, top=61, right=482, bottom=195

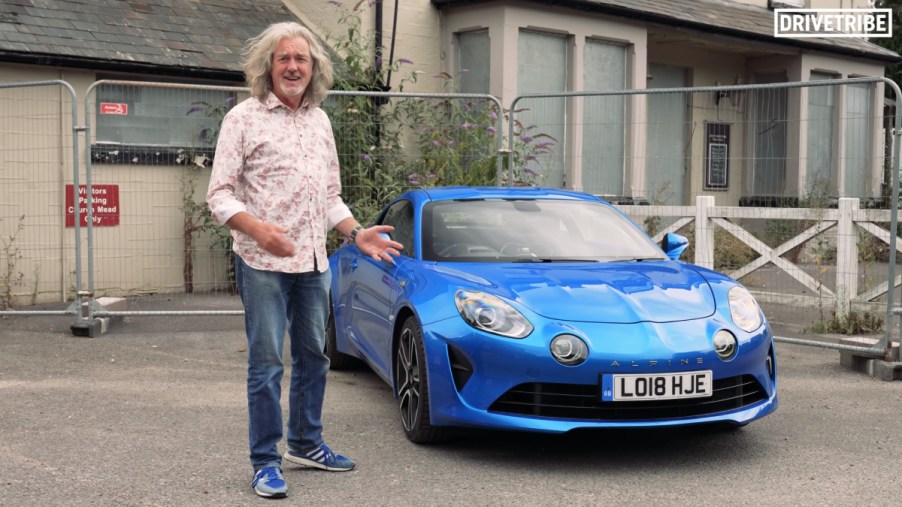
left=419, top=315, right=778, bottom=432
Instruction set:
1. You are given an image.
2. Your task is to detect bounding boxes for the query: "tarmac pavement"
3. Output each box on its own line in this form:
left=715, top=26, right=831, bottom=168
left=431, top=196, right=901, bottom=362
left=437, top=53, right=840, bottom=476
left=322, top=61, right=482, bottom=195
left=1, top=294, right=901, bottom=506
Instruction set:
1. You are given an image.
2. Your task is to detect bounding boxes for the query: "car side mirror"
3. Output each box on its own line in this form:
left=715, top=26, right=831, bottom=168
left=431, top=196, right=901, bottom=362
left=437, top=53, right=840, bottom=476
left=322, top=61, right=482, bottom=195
left=661, top=232, right=689, bottom=260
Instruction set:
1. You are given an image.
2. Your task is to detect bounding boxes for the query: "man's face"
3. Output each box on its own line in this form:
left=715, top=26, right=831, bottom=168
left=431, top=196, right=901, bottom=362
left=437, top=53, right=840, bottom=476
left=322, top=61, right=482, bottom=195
left=270, top=36, right=313, bottom=107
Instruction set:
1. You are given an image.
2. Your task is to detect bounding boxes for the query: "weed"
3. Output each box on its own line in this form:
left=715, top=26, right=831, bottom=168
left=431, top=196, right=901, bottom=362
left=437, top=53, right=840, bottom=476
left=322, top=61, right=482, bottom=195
left=805, top=309, right=885, bottom=335
left=0, top=215, right=25, bottom=309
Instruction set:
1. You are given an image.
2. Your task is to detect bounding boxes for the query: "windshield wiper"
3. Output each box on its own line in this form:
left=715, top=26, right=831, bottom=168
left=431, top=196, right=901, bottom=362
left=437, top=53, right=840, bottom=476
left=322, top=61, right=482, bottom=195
left=512, top=258, right=598, bottom=263
left=608, top=257, right=666, bottom=262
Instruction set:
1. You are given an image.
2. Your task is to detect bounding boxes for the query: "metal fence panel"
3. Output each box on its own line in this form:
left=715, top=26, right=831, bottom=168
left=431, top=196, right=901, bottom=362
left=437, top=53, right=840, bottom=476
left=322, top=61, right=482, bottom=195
left=2, top=77, right=901, bottom=360
left=74, top=84, right=503, bottom=316
left=507, top=78, right=899, bottom=360
left=0, top=80, right=78, bottom=311
left=82, top=81, right=248, bottom=301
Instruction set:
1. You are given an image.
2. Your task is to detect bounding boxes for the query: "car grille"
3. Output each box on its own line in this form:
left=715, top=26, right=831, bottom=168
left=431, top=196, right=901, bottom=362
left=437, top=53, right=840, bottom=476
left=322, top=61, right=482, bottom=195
left=488, top=375, right=767, bottom=420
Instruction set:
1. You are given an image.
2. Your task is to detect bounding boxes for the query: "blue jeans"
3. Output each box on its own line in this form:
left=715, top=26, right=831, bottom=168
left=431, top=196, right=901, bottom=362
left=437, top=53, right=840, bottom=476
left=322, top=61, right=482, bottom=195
left=236, top=256, right=331, bottom=471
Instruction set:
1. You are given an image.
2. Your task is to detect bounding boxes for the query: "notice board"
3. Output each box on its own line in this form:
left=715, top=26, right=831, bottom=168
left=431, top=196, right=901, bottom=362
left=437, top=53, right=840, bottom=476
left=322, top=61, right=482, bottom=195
left=705, top=122, right=730, bottom=190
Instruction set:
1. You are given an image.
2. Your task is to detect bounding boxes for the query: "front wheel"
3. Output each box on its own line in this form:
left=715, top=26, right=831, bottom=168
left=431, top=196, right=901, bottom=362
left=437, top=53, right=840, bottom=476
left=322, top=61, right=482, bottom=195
left=395, top=316, right=445, bottom=444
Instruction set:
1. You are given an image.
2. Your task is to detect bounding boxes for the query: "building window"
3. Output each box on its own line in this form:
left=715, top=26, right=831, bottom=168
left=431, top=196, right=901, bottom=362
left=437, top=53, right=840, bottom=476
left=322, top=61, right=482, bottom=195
left=582, top=39, right=627, bottom=198
left=806, top=72, right=837, bottom=197
left=844, top=81, right=873, bottom=198
left=92, top=80, right=238, bottom=165
left=646, top=63, right=688, bottom=204
left=458, top=30, right=490, bottom=93
left=517, top=30, right=568, bottom=188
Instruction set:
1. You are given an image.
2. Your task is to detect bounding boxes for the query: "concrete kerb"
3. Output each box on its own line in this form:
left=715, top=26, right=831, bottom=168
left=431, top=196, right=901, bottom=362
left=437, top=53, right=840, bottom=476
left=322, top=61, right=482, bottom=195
left=838, top=337, right=902, bottom=381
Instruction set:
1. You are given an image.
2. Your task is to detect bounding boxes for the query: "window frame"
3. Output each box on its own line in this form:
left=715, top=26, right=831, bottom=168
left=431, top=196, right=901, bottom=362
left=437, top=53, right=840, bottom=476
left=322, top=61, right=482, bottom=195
left=90, top=74, right=241, bottom=166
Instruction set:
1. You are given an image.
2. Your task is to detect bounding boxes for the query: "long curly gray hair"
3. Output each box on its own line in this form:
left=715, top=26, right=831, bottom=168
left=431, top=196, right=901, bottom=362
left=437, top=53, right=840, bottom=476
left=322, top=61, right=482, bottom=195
left=242, top=22, right=333, bottom=107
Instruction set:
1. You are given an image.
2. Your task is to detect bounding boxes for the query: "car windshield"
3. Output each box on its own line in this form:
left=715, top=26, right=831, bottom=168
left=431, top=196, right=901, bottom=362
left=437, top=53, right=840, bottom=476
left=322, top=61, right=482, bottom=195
left=421, top=198, right=666, bottom=263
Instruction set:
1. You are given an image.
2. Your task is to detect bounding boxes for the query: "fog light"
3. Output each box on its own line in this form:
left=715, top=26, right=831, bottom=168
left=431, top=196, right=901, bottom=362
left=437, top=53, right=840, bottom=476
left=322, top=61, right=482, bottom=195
left=713, top=330, right=737, bottom=360
left=766, top=347, right=775, bottom=379
left=550, top=334, right=588, bottom=366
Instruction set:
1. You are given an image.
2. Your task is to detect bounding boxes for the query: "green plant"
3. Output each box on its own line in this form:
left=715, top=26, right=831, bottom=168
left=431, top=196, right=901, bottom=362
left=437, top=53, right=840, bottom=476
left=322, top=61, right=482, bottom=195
left=0, top=215, right=25, bottom=310
left=30, top=264, right=40, bottom=306
left=320, top=0, right=558, bottom=256
left=179, top=166, right=209, bottom=293
left=642, top=182, right=674, bottom=235
left=181, top=98, right=237, bottom=293
left=805, top=309, right=885, bottom=335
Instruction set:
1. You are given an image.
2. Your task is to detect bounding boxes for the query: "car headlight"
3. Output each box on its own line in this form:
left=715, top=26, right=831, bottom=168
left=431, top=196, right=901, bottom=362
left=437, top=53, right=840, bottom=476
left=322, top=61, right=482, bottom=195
left=454, top=290, right=533, bottom=338
left=728, top=286, right=762, bottom=332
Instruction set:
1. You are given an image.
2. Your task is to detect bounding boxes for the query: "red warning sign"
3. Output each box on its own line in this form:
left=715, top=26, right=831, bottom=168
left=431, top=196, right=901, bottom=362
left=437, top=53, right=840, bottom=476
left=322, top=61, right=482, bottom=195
left=100, top=103, right=128, bottom=115
left=65, top=184, right=120, bottom=227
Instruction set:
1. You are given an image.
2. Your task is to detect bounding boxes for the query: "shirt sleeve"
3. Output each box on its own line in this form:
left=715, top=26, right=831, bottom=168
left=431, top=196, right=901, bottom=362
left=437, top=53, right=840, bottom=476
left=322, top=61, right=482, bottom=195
left=206, top=107, right=248, bottom=226
left=321, top=111, right=353, bottom=230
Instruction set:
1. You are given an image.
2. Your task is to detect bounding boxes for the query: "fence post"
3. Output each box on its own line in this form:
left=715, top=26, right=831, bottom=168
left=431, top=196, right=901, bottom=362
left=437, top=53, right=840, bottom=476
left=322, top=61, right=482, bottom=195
left=835, top=197, right=858, bottom=317
left=695, top=195, right=715, bottom=269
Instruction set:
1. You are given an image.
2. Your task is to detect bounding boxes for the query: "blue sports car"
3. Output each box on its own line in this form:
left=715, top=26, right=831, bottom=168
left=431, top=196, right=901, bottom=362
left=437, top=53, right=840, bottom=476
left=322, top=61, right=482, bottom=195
left=327, top=186, right=777, bottom=443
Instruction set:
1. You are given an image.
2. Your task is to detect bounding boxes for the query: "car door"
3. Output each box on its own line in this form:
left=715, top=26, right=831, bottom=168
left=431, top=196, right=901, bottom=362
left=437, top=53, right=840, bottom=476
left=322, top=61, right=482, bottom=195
left=347, top=199, right=415, bottom=378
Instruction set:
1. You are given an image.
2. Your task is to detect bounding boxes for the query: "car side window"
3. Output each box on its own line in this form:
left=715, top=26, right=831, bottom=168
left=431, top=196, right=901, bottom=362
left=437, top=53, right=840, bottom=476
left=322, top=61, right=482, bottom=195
left=380, top=200, right=414, bottom=257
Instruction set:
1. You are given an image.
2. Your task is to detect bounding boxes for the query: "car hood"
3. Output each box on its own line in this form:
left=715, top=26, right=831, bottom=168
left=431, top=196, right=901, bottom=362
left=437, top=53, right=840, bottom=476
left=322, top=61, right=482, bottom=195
left=432, top=261, right=715, bottom=323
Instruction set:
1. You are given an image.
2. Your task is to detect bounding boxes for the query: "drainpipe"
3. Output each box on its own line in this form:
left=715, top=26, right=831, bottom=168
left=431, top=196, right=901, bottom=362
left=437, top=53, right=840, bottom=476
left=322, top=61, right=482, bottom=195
left=375, top=0, right=383, bottom=76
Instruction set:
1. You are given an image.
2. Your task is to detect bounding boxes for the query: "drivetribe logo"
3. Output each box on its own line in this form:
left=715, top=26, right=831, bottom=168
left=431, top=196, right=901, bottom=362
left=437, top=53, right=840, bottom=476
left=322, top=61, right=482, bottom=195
left=774, top=8, right=892, bottom=38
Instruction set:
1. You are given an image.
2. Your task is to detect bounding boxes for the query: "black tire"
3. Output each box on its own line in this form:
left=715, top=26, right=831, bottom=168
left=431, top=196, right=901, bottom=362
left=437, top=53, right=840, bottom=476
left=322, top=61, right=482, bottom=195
left=395, top=315, right=445, bottom=444
left=325, top=309, right=362, bottom=370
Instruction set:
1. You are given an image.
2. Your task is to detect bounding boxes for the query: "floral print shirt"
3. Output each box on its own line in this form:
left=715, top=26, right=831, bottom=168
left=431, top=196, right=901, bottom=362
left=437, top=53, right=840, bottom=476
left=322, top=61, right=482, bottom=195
left=206, top=93, right=352, bottom=273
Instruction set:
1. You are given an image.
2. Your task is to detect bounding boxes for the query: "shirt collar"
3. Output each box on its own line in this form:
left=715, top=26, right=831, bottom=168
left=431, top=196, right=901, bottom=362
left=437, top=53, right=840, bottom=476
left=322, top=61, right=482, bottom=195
left=265, top=92, right=309, bottom=112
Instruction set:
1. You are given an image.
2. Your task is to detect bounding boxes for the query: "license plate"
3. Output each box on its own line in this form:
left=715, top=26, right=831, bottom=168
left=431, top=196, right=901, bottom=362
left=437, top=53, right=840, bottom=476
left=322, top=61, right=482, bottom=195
left=601, top=371, right=713, bottom=401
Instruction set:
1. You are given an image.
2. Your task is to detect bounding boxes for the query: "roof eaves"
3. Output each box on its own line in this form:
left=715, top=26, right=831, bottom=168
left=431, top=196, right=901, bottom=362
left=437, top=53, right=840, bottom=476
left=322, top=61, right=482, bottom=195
left=431, top=0, right=902, bottom=64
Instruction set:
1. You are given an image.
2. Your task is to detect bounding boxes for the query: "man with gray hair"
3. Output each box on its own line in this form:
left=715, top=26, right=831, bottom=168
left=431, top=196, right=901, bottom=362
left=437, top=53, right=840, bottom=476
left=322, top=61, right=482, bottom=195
left=207, top=21, right=402, bottom=498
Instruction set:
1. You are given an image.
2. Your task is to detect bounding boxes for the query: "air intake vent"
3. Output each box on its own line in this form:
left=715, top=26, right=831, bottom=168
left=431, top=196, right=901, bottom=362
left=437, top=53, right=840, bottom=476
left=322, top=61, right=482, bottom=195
left=489, top=375, right=767, bottom=420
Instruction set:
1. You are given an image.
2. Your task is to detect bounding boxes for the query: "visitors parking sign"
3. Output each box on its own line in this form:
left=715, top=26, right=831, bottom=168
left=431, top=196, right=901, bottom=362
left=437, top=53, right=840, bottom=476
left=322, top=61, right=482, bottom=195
left=65, top=184, right=120, bottom=227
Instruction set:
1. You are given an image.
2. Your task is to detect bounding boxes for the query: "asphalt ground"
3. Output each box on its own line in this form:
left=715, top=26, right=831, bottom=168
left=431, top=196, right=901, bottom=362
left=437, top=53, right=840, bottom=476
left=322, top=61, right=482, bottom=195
left=1, top=295, right=901, bottom=506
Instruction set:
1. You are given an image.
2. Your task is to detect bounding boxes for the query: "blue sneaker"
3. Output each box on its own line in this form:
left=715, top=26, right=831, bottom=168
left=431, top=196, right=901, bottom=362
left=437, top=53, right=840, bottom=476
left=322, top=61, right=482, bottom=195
left=251, top=466, right=287, bottom=498
left=284, top=443, right=356, bottom=472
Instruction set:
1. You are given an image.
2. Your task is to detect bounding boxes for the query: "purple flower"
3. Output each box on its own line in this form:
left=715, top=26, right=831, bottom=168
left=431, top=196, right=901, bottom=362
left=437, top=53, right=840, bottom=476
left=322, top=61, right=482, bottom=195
left=486, top=126, right=496, bottom=133
left=524, top=167, right=537, bottom=175
left=519, top=135, right=533, bottom=143
left=490, top=111, right=497, bottom=120
left=431, top=140, right=442, bottom=147
left=225, top=96, right=237, bottom=106
left=408, top=173, right=422, bottom=185
left=361, top=154, right=372, bottom=163
left=537, top=141, right=553, bottom=149
left=375, top=56, right=382, bottom=68
left=459, top=123, right=473, bottom=130
left=397, top=57, right=414, bottom=65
